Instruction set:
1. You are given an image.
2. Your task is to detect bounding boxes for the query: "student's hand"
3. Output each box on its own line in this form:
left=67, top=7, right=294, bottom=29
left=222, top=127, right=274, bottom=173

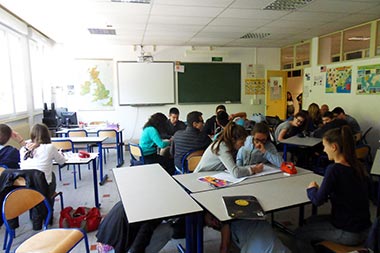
left=254, top=141, right=266, bottom=153
left=250, top=163, right=264, bottom=174
left=308, top=181, right=319, bottom=189
left=26, top=142, right=39, bottom=151
left=11, top=131, right=24, bottom=145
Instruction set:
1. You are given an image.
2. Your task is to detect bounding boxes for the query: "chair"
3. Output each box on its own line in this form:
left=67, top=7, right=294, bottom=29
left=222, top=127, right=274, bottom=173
left=180, top=149, right=204, bottom=174
left=2, top=188, right=89, bottom=253
left=51, top=139, right=81, bottom=189
left=97, top=129, right=119, bottom=165
left=361, top=127, right=373, bottom=145
left=128, top=143, right=145, bottom=166
left=356, top=144, right=373, bottom=173
left=67, top=129, right=89, bottom=151
left=316, top=216, right=380, bottom=253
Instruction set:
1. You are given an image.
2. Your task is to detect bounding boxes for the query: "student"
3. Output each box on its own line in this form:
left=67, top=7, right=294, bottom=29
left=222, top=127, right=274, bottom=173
left=204, top=212, right=290, bottom=253
left=0, top=124, right=25, bottom=168
left=170, top=111, right=211, bottom=170
left=19, top=123, right=66, bottom=208
left=213, top=110, right=230, bottom=141
left=139, top=112, right=175, bottom=175
left=194, top=122, right=263, bottom=178
left=96, top=201, right=173, bottom=253
left=236, top=122, right=283, bottom=168
left=286, top=91, right=295, bottom=119
left=311, top=111, right=348, bottom=138
left=203, top=104, right=227, bottom=136
left=163, top=107, right=186, bottom=138
left=274, top=111, right=307, bottom=144
left=295, top=126, right=371, bottom=252
left=332, top=106, right=361, bottom=134
left=307, top=103, right=322, bottom=131
left=320, top=104, right=329, bottom=116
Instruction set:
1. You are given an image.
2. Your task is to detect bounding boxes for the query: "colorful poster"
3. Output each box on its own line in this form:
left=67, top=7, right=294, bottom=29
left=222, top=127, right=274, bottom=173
left=73, top=59, right=114, bottom=110
left=326, top=66, right=352, bottom=93
left=356, top=64, right=380, bottom=94
left=244, top=78, right=265, bottom=95
left=269, top=77, right=282, bottom=100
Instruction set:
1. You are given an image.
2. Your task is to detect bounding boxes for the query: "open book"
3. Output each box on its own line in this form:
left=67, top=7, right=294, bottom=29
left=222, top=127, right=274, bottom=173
left=198, top=172, right=245, bottom=188
left=223, top=195, right=266, bottom=220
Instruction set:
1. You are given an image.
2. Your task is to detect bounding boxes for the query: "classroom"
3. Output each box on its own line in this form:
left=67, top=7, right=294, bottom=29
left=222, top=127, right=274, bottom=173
left=1, top=0, right=380, bottom=252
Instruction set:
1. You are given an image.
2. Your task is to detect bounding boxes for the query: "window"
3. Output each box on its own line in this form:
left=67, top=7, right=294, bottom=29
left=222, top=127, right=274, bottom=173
left=343, top=23, right=371, bottom=61
left=295, top=42, right=310, bottom=67
left=0, top=30, right=13, bottom=115
left=281, top=46, right=294, bottom=70
left=318, top=32, right=341, bottom=65
left=30, top=39, right=46, bottom=110
left=376, top=20, right=380, bottom=56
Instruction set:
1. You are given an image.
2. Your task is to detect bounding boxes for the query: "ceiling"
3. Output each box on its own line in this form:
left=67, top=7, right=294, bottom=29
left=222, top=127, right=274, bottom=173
left=1, top=0, right=380, bottom=48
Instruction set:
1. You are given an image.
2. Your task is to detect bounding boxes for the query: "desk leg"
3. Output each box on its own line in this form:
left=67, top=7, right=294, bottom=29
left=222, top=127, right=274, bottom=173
left=185, top=215, right=194, bottom=253
left=299, top=205, right=305, bottom=226
left=283, top=144, right=287, bottom=161
left=92, top=158, right=100, bottom=208
left=98, top=142, right=108, bottom=185
left=116, top=132, right=124, bottom=167
left=196, top=212, right=203, bottom=253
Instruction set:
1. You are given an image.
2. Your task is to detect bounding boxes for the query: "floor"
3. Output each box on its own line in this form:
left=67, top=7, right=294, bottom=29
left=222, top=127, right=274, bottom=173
left=1, top=150, right=377, bottom=253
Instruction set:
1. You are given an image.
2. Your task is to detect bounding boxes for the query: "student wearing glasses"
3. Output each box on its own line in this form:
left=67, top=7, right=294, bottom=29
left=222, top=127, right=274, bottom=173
left=274, top=111, right=308, bottom=144
left=236, top=122, right=283, bottom=168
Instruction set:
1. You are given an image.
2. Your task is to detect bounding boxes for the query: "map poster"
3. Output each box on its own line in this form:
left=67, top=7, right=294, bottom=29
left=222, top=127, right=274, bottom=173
left=74, top=59, right=114, bottom=110
left=356, top=64, right=380, bottom=95
left=326, top=66, right=352, bottom=93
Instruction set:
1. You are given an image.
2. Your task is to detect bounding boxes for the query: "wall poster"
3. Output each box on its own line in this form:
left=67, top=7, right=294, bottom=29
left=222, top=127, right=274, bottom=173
left=325, top=66, right=352, bottom=93
left=356, top=64, right=380, bottom=94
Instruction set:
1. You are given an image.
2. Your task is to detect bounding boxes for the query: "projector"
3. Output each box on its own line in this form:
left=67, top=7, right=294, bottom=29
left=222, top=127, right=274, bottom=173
left=137, top=54, right=153, bottom=63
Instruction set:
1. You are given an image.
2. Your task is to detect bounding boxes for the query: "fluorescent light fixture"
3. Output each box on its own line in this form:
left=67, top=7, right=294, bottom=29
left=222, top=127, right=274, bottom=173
left=264, top=0, right=314, bottom=10
left=111, top=0, right=151, bottom=3
left=347, top=36, right=370, bottom=41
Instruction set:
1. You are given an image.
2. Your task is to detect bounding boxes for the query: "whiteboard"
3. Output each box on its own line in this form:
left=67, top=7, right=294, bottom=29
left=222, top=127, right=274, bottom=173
left=117, top=62, right=175, bottom=105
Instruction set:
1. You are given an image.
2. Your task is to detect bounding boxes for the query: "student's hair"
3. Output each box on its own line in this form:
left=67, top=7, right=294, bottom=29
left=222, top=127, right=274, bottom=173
left=322, top=111, right=334, bottom=119
left=308, top=103, right=320, bottom=121
left=143, top=112, right=168, bottom=134
left=212, top=122, right=248, bottom=156
left=216, top=110, right=229, bottom=127
left=323, top=125, right=368, bottom=180
left=215, top=104, right=226, bottom=113
left=251, top=122, right=270, bottom=137
left=0, top=124, right=12, bottom=145
left=169, top=107, right=180, bottom=115
left=187, top=111, right=203, bottom=126
left=30, top=123, right=51, bottom=144
left=332, top=107, right=345, bottom=115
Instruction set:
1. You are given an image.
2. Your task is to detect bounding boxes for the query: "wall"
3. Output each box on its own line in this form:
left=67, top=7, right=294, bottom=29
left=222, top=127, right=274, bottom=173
left=304, top=39, right=380, bottom=152
left=51, top=44, right=280, bottom=142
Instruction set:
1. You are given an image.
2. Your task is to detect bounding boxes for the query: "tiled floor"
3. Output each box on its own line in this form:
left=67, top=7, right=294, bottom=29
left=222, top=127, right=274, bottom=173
left=1, top=150, right=377, bottom=252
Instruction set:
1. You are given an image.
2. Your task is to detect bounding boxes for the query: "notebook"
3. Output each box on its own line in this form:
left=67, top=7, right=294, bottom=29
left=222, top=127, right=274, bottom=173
left=223, top=195, right=266, bottom=220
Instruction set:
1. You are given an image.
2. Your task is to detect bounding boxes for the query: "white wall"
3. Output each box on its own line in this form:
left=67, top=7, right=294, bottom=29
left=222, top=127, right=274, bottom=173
left=51, top=44, right=280, bottom=142
left=304, top=39, right=380, bottom=152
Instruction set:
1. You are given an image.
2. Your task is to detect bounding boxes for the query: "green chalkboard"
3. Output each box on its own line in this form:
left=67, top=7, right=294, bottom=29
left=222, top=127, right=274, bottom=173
left=178, top=63, right=241, bottom=104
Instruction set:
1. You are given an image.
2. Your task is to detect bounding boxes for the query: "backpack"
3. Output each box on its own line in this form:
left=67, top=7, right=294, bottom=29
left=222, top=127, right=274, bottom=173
left=59, top=206, right=101, bottom=232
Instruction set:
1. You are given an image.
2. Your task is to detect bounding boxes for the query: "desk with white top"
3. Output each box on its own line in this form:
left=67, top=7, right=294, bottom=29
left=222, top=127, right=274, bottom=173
left=174, top=167, right=313, bottom=194
left=280, top=136, right=322, bottom=161
left=52, top=136, right=108, bottom=185
left=54, top=152, right=100, bottom=207
left=191, top=173, right=323, bottom=222
left=113, top=164, right=203, bottom=253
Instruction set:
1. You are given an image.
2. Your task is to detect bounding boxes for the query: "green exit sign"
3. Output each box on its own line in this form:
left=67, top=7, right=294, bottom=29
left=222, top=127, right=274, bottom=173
left=212, top=57, right=223, bottom=62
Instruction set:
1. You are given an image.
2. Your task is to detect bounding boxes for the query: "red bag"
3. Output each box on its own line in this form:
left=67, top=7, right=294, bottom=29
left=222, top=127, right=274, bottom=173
left=59, top=206, right=101, bottom=232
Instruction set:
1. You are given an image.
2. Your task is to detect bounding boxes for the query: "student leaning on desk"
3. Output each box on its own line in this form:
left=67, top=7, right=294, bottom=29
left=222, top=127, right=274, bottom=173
left=194, top=122, right=263, bottom=178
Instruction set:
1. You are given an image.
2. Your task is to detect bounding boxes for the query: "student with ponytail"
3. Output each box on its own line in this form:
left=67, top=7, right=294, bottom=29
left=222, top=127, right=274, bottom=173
left=295, top=125, right=371, bottom=252
left=194, top=122, right=263, bottom=178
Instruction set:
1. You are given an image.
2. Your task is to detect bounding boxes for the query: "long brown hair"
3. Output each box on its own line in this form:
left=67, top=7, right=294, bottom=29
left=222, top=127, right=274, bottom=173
left=323, top=125, right=367, bottom=180
left=30, top=123, right=51, bottom=144
left=212, top=122, right=248, bottom=156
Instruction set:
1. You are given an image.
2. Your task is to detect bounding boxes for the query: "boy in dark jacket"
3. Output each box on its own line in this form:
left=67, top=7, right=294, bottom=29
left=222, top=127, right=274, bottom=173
left=0, top=124, right=24, bottom=168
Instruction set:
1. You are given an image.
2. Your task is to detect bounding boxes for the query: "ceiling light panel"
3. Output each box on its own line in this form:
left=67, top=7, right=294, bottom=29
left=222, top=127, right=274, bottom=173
left=88, top=28, right=117, bottom=35
left=264, top=0, right=314, bottom=11
left=111, top=0, right=151, bottom=3
left=240, top=33, right=271, bottom=39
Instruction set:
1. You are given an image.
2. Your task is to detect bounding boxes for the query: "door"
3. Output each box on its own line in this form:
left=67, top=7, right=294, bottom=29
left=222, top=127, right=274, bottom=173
left=265, top=70, right=287, bottom=119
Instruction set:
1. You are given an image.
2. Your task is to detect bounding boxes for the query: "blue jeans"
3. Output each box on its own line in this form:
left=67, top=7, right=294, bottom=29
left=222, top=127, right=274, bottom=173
left=295, top=215, right=369, bottom=253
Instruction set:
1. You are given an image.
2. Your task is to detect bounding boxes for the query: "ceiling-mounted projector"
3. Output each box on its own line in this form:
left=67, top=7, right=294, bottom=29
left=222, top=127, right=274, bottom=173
left=137, top=45, right=153, bottom=63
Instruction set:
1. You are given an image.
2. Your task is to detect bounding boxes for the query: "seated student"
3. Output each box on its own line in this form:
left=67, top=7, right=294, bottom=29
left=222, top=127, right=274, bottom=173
left=311, top=111, right=348, bottom=138
left=213, top=110, right=230, bottom=141
left=320, top=103, right=329, bottom=116
left=295, top=126, right=371, bottom=253
left=0, top=124, right=25, bottom=168
left=19, top=123, right=66, bottom=215
left=204, top=212, right=290, bottom=253
left=274, top=111, right=308, bottom=144
left=162, top=107, right=186, bottom=139
left=139, top=113, right=175, bottom=175
left=194, top=122, right=263, bottom=178
left=332, top=106, right=361, bottom=134
left=96, top=201, right=173, bottom=253
left=170, top=111, right=212, bottom=171
left=236, top=122, right=283, bottom=168
left=203, top=104, right=227, bottom=136
left=307, top=103, right=322, bottom=132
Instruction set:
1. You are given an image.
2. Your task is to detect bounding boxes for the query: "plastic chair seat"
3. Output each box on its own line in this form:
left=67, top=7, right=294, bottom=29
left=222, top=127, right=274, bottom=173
left=317, top=240, right=365, bottom=253
left=16, top=228, right=86, bottom=253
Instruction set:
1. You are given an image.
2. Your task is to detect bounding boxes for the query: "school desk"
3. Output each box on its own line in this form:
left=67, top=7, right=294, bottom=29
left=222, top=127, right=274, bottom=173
left=280, top=135, right=322, bottom=161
